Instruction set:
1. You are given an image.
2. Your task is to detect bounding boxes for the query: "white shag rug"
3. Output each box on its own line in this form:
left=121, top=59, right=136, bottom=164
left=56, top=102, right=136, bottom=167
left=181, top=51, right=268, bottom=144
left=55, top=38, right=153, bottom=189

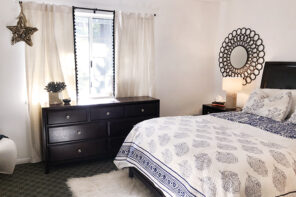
left=67, top=169, right=156, bottom=197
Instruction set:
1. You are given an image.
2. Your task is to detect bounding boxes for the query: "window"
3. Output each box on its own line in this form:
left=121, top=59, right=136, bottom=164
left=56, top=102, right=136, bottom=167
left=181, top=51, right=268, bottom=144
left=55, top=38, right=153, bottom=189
left=73, top=8, right=115, bottom=102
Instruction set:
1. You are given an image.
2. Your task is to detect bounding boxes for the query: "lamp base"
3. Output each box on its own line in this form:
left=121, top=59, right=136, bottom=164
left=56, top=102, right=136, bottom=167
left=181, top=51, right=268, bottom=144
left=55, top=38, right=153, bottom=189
left=225, top=92, right=237, bottom=109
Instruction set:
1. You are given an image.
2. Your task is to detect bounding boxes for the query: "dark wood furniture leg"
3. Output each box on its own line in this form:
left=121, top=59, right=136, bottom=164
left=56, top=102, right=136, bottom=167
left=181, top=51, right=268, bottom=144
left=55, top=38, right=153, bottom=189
left=128, top=167, right=134, bottom=178
left=45, top=163, right=49, bottom=174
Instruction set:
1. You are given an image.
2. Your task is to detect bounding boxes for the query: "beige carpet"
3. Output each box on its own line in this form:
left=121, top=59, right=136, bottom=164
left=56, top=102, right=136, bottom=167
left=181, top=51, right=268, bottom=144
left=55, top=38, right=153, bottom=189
left=67, top=169, right=156, bottom=197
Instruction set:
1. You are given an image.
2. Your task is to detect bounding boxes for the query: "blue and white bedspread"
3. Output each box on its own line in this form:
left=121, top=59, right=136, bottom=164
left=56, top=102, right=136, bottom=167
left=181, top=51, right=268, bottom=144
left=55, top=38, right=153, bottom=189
left=114, top=112, right=296, bottom=197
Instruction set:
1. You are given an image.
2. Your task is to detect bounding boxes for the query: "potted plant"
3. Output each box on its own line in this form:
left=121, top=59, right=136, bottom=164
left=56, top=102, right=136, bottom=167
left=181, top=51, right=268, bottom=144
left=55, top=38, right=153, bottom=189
left=45, top=82, right=66, bottom=105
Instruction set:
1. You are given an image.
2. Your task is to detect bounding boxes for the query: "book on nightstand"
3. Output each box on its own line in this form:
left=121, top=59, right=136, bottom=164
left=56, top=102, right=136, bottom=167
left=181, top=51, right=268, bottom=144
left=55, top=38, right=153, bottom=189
left=211, top=101, right=225, bottom=107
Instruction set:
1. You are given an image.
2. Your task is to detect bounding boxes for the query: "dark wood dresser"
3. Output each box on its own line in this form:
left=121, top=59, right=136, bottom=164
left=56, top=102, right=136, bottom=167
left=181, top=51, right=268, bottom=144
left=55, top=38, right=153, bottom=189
left=41, top=96, right=159, bottom=173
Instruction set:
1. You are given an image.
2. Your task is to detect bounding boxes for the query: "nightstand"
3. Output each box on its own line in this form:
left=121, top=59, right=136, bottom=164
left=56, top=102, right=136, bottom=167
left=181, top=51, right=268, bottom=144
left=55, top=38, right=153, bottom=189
left=202, top=104, right=241, bottom=115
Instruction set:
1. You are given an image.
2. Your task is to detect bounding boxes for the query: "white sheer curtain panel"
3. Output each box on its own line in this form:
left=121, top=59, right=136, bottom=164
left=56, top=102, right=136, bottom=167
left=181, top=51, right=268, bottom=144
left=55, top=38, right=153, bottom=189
left=23, top=2, right=75, bottom=162
left=115, top=12, right=155, bottom=97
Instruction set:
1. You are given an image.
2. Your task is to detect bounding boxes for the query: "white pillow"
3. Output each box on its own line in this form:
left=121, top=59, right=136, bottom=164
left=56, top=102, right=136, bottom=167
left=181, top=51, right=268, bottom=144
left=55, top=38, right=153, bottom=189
left=260, top=89, right=296, bottom=117
left=243, top=89, right=268, bottom=114
left=243, top=89, right=292, bottom=121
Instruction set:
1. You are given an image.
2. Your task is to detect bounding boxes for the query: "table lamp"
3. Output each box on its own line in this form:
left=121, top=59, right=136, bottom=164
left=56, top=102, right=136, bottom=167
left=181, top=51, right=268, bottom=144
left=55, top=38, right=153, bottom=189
left=222, top=77, right=243, bottom=109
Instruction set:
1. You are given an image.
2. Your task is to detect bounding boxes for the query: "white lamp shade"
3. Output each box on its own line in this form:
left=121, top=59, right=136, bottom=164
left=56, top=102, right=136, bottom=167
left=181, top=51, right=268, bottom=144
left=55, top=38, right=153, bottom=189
left=222, top=77, right=243, bottom=93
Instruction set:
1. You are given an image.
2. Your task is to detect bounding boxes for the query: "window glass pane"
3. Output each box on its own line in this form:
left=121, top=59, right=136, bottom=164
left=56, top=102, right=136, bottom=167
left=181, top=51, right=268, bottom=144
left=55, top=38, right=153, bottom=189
left=75, top=16, right=90, bottom=97
left=91, top=58, right=113, bottom=97
left=74, top=10, right=114, bottom=101
left=90, top=18, right=113, bottom=97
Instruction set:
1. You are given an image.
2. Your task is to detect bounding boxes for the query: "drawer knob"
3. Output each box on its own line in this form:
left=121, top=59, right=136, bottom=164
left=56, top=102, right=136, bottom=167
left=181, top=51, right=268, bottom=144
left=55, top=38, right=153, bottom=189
left=106, top=112, right=110, bottom=116
left=141, top=108, right=145, bottom=112
left=66, top=115, right=71, bottom=120
left=77, top=148, right=82, bottom=153
left=77, top=130, right=82, bottom=135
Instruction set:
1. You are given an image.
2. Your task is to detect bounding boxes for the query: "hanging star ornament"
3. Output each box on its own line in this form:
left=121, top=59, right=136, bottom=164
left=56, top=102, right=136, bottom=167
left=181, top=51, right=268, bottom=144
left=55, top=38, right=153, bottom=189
left=7, top=1, right=38, bottom=47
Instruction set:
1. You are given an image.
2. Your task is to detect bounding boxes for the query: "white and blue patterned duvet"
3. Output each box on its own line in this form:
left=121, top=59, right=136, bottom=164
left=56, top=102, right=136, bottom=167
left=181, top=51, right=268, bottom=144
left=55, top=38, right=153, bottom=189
left=114, top=112, right=296, bottom=197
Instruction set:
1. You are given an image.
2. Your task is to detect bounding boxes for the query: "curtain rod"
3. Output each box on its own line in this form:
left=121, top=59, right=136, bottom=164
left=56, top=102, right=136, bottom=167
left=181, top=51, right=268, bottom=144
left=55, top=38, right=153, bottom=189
left=17, top=2, right=156, bottom=16
left=73, top=6, right=156, bottom=16
left=73, top=6, right=115, bottom=13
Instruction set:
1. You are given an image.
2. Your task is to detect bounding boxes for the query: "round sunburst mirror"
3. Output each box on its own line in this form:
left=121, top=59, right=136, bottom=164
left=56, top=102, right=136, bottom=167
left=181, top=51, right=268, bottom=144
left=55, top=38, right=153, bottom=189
left=218, top=27, right=265, bottom=85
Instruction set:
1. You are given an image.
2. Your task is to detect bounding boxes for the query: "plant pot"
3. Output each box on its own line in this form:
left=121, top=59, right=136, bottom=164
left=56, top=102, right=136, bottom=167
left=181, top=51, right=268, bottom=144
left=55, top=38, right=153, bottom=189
left=48, top=92, right=63, bottom=105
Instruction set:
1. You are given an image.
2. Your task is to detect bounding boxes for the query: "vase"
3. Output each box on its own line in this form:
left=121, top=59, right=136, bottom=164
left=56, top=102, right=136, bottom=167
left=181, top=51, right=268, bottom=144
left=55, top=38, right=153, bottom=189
left=48, top=92, right=62, bottom=105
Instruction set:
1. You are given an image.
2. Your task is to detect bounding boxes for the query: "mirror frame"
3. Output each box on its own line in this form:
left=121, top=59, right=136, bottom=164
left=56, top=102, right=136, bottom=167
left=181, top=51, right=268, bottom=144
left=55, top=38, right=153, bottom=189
left=218, top=27, right=265, bottom=85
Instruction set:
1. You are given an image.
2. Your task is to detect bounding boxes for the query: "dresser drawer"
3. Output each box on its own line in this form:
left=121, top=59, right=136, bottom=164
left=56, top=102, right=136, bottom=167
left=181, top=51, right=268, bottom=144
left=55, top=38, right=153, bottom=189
left=125, top=103, right=157, bottom=117
left=48, top=123, right=107, bottom=144
left=47, top=109, right=87, bottom=125
left=49, top=140, right=108, bottom=161
left=109, top=118, right=144, bottom=137
left=90, top=106, right=124, bottom=120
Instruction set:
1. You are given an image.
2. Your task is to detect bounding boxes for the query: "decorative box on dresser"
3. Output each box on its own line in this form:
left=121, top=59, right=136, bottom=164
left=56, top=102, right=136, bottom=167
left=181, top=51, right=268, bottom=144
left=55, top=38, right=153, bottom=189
left=41, top=96, right=159, bottom=173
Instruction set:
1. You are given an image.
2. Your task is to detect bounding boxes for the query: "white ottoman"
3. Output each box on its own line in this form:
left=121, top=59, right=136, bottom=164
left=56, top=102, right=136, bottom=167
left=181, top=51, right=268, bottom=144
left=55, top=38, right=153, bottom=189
left=0, top=138, right=17, bottom=174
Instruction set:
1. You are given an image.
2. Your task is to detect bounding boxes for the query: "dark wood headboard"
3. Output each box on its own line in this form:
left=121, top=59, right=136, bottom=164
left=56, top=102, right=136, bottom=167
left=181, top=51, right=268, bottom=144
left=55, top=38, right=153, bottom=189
left=260, top=62, right=296, bottom=89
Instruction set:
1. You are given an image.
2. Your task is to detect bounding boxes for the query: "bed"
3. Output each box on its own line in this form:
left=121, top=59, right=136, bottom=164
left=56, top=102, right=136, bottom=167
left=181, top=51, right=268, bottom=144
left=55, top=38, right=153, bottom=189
left=114, top=62, right=296, bottom=197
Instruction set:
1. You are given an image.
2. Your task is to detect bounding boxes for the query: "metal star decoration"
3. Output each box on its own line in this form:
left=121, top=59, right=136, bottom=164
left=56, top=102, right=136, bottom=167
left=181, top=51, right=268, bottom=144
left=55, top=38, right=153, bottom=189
left=7, top=1, right=38, bottom=46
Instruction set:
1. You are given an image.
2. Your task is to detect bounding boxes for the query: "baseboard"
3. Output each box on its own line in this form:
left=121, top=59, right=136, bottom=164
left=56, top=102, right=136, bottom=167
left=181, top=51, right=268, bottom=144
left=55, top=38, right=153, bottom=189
left=16, top=157, right=31, bottom=164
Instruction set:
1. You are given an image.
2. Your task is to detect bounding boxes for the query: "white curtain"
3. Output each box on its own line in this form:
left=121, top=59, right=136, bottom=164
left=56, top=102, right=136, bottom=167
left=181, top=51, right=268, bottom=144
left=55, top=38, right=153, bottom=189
left=115, top=12, right=155, bottom=97
left=23, top=2, right=75, bottom=162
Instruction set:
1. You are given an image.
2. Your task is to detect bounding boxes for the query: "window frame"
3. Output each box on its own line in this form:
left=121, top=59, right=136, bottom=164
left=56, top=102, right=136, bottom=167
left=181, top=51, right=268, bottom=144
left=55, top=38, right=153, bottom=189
left=72, top=6, right=115, bottom=102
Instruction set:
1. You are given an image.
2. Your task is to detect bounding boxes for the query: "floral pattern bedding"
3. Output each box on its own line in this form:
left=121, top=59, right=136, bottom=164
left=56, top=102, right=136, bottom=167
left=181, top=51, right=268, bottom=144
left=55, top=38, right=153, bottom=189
left=114, top=112, right=296, bottom=197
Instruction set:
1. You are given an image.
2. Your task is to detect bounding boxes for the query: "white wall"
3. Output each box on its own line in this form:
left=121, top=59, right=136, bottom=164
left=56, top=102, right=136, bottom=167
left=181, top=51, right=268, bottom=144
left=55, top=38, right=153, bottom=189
left=1, top=0, right=219, bottom=163
left=214, top=0, right=296, bottom=106
left=0, top=0, right=30, bottom=163
left=153, top=1, right=220, bottom=115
